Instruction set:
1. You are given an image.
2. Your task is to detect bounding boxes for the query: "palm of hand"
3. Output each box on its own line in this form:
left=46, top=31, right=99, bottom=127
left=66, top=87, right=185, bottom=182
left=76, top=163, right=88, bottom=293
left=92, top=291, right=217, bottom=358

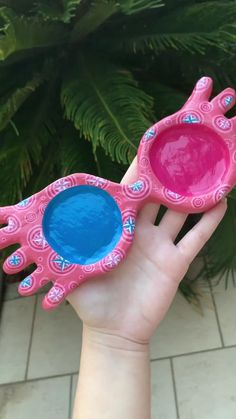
left=68, top=213, right=187, bottom=343
left=68, top=160, right=226, bottom=343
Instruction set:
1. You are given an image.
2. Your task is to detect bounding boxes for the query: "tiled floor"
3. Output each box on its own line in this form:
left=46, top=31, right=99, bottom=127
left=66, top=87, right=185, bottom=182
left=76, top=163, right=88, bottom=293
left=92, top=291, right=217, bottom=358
left=1, top=276, right=236, bottom=419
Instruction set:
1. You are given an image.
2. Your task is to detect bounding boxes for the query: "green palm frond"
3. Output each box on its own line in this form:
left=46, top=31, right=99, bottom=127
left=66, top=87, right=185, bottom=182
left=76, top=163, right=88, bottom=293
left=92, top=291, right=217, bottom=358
left=119, top=0, right=164, bottom=15
left=0, top=85, right=58, bottom=204
left=35, top=0, right=82, bottom=23
left=139, top=80, right=187, bottom=118
left=97, top=2, right=236, bottom=55
left=61, top=53, right=154, bottom=164
left=59, top=125, right=97, bottom=176
left=0, top=62, right=52, bottom=131
left=71, top=0, right=118, bottom=41
left=0, top=7, right=68, bottom=61
left=0, top=1, right=33, bottom=14
left=200, top=199, right=236, bottom=287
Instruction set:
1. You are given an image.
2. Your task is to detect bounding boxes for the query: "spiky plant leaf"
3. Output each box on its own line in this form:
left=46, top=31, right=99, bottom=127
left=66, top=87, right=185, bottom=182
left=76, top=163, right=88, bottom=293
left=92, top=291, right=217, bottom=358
left=0, top=85, right=58, bottom=204
left=119, top=0, right=163, bottom=15
left=0, top=61, right=52, bottom=131
left=71, top=0, right=118, bottom=41
left=0, top=7, right=68, bottom=61
left=98, top=1, right=236, bottom=54
left=35, top=0, right=82, bottom=23
left=0, top=0, right=33, bottom=14
left=61, top=53, right=154, bottom=164
left=229, top=187, right=236, bottom=200
left=201, top=199, right=236, bottom=286
left=59, top=124, right=97, bottom=176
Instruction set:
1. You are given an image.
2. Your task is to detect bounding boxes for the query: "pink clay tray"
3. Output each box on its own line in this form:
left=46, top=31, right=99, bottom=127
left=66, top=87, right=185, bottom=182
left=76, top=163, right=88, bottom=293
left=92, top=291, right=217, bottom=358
left=1, top=76, right=236, bottom=311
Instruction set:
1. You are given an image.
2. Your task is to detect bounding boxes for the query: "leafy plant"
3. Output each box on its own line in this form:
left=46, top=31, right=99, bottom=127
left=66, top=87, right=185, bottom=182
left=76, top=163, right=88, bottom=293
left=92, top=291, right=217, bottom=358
left=1, top=0, right=236, bottom=297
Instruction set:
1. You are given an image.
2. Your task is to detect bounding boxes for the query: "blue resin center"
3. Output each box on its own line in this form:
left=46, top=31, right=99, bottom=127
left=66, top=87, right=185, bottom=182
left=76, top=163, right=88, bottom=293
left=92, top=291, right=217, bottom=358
left=42, top=185, right=122, bottom=265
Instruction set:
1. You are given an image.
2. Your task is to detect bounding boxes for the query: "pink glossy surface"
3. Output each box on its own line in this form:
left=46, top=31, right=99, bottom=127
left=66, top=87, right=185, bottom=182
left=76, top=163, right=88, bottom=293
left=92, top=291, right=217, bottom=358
left=149, top=124, right=230, bottom=196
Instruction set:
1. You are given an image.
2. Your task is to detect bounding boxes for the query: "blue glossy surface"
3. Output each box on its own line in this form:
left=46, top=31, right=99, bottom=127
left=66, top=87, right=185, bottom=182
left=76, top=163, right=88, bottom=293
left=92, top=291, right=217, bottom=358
left=42, top=185, right=122, bottom=265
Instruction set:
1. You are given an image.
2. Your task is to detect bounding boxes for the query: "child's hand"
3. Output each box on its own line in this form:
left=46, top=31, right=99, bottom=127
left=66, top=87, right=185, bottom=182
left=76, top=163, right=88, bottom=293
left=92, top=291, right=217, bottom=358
left=67, top=158, right=227, bottom=344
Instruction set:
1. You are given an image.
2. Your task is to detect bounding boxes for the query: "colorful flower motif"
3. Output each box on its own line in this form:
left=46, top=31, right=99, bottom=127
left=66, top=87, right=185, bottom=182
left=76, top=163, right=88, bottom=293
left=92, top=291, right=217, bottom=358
left=143, top=127, right=156, bottom=142
left=20, top=276, right=33, bottom=289
left=48, top=252, right=76, bottom=275
left=224, top=96, right=234, bottom=107
left=54, top=179, right=72, bottom=192
left=163, top=189, right=185, bottom=203
left=17, top=197, right=32, bottom=209
left=86, top=176, right=107, bottom=189
left=182, top=114, right=201, bottom=124
left=33, top=232, right=48, bottom=249
left=129, top=181, right=144, bottom=193
left=5, top=216, right=20, bottom=233
left=52, top=256, right=72, bottom=271
left=9, top=254, right=22, bottom=266
left=105, top=253, right=122, bottom=269
left=101, top=249, right=125, bottom=272
left=28, top=228, right=49, bottom=251
left=47, top=286, right=65, bottom=303
left=123, top=177, right=151, bottom=200
left=214, top=117, right=232, bottom=131
left=196, top=77, right=210, bottom=90
left=123, top=217, right=136, bottom=234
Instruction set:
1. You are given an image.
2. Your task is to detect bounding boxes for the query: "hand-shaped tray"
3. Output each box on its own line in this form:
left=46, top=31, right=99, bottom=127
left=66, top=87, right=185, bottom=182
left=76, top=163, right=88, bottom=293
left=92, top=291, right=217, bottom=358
left=1, top=77, right=236, bottom=310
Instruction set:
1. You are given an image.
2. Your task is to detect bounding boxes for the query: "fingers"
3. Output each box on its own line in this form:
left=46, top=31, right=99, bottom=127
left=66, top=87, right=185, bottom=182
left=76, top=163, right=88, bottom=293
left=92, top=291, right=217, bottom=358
left=3, top=247, right=31, bottom=274
left=183, top=77, right=213, bottom=108
left=138, top=203, right=160, bottom=224
left=159, top=209, right=188, bottom=241
left=211, top=88, right=236, bottom=113
left=177, top=200, right=227, bottom=264
left=18, top=270, right=50, bottom=297
left=121, top=157, right=138, bottom=185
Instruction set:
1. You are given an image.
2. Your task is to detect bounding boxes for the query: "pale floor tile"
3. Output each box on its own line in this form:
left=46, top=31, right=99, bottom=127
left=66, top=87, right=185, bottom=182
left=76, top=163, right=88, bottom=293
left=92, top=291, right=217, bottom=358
left=3, top=281, right=19, bottom=301
left=212, top=274, right=236, bottom=346
left=151, top=291, right=221, bottom=358
left=71, top=374, right=78, bottom=415
left=28, top=297, right=82, bottom=379
left=4, top=281, right=51, bottom=301
left=174, top=347, right=236, bottom=419
left=151, top=359, right=177, bottom=419
left=0, top=376, right=70, bottom=419
left=0, top=297, right=35, bottom=384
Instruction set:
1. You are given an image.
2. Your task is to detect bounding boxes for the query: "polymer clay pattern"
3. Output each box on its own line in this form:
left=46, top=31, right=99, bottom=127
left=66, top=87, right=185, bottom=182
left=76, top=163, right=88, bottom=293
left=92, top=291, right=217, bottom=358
left=1, top=77, right=236, bottom=310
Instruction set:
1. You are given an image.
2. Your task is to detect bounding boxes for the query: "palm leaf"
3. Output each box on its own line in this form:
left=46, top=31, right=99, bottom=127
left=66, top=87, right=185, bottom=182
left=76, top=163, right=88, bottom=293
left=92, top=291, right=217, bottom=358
left=202, top=199, right=236, bottom=287
left=35, top=0, right=82, bottom=23
left=0, top=84, right=58, bottom=204
left=0, top=7, right=68, bottom=61
left=0, top=61, right=52, bottom=131
left=61, top=53, right=154, bottom=164
left=59, top=124, right=97, bottom=176
left=119, top=0, right=164, bottom=15
left=97, top=2, right=236, bottom=55
left=71, top=0, right=118, bottom=41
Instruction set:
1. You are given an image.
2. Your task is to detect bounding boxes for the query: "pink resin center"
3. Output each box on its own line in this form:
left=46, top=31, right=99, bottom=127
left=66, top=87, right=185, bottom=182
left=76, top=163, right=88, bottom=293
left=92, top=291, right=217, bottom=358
left=149, top=124, right=230, bottom=196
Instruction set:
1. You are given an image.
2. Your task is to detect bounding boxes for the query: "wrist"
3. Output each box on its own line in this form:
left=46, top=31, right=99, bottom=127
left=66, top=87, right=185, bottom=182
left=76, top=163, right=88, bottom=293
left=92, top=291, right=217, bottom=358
left=83, top=325, right=150, bottom=355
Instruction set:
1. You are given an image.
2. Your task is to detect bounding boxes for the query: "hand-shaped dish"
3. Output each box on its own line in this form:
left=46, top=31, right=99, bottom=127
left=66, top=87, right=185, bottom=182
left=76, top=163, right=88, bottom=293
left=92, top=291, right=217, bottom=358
left=1, top=77, right=236, bottom=310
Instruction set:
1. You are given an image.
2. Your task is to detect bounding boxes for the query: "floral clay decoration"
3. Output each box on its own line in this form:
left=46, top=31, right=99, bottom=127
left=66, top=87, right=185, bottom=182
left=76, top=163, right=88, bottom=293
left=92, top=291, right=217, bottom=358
left=1, top=77, right=236, bottom=311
